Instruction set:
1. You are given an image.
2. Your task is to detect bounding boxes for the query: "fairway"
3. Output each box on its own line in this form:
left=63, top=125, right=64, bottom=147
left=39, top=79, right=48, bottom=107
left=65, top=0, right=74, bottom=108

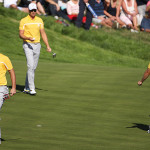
left=0, top=61, right=149, bottom=150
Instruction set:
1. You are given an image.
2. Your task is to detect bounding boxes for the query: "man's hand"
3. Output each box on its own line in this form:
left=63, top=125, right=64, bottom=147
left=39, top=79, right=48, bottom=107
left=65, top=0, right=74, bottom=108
left=10, top=88, right=16, bottom=96
left=47, top=46, right=52, bottom=52
left=96, top=0, right=101, bottom=3
left=138, top=81, right=142, bottom=86
left=56, top=4, right=60, bottom=11
left=28, top=37, right=35, bottom=41
left=83, top=0, right=89, bottom=3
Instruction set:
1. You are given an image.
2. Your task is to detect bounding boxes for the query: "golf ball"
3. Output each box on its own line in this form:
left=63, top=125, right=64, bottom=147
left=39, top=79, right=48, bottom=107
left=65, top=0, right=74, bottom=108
left=32, top=38, right=35, bottom=40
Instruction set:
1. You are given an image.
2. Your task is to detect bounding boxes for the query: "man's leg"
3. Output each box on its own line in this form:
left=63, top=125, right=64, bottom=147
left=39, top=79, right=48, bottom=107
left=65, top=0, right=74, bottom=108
left=0, top=94, right=4, bottom=110
left=84, top=8, right=93, bottom=30
left=84, top=0, right=94, bottom=30
left=32, top=43, right=41, bottom=90
left=0, top=86, right=9, bottom=110
left=23, top=43, right=35, bottom=90
left=75, top=0, right=86, bottom=28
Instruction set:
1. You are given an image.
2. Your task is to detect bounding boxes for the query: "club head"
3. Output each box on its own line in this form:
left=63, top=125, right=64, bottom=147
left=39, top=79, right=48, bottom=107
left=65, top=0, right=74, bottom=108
left=53, top=53, right=56, bottom=58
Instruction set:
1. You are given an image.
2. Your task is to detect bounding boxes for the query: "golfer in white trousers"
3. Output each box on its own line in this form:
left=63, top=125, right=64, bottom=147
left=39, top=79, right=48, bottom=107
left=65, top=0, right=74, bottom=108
left=19, top=3, right=52, bottom=95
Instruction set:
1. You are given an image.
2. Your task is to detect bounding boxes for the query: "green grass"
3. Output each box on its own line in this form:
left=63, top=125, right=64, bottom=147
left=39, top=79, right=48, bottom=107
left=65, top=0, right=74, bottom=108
left=1, top=61, right=150, bottom=150
left=0, top=6, right=150, bottom=150
left=0, top=6, right=149, bottom=68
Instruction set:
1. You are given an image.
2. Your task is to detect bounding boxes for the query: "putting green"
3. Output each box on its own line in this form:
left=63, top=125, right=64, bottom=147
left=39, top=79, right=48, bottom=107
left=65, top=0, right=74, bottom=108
left=0, top=61, right=149, bottom=150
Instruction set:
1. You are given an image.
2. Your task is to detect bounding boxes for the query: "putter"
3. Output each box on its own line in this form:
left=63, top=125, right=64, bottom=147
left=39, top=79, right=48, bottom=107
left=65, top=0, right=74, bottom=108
left=52, top=52, right=56, bottom=58
left=41, top=46, right=56, bottom=58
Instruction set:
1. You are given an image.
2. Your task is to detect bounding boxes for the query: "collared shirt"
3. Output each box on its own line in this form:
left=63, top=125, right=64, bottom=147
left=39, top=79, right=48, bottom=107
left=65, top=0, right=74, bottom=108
left=0, top=53, right=13, bottom=86
left=19, top=15, right=44, bottom=43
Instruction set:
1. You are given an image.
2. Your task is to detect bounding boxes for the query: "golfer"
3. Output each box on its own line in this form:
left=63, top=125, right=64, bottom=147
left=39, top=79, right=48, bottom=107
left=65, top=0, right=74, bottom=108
left=19, top=3, right=52, bottom=95
left=138, top=63, right=150, bottom=86
left=0, top=53, right=16, bottom=110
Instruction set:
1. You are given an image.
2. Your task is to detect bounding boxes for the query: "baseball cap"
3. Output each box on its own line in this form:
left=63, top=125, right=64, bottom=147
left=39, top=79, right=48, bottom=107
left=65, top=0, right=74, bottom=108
left=28, top=3, right=37, bottom=11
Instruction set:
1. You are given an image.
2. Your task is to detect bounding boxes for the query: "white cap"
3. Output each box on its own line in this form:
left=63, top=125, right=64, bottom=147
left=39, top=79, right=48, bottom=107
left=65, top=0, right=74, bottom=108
left=28, top=3, right=37, bottom=10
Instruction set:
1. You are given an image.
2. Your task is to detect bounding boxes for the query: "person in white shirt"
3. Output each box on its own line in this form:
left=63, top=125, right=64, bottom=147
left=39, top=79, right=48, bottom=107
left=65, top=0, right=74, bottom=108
left=67, top=0, right=79, bottom=15
left=4, top=0, right=28, bottom=12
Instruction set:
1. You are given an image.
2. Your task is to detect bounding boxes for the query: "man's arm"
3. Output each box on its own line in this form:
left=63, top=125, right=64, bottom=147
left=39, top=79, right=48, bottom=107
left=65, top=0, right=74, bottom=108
left=45, top=0, right=60, bottom=11
left=8, top=69, right=16, bottom=96
left=19, top=30, right=35, bottom=41
left=40, top=28, right=52, bottom=52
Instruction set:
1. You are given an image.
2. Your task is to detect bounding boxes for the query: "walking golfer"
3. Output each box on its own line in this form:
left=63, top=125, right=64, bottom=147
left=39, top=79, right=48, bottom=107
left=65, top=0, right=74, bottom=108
left=138, top=63, right=150, bottom=86
left=0, top=53, right=16, bottom=110
left=19, top=3, right=52, bottom=95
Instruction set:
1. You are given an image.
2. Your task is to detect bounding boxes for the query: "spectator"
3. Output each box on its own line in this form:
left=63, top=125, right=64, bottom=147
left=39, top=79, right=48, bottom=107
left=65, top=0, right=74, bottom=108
left=67, top=0, right=96, bottom=27
left=0, top=53, right=16, bottom=110
left=92, top=0, right=115, bottom=28
left=75, top=0, right=95, bottom=30
left=18, top=0, right=47, bottom=15
left=136, top=0, right=149, bottom=16
left=40, top=0, right=71, bottom=21
left=104, top=0, right=126, bottom=28
left=66, top=0, right=80, bottom=21
left=120, top=0, right=141, bottom=32
left=58, top=0, right=68, bottom=11
left=140, top=0, right=150, bottom=32
left=67, top=0, right=79, bottom=16
left=4, top=0, right=28, bottom=12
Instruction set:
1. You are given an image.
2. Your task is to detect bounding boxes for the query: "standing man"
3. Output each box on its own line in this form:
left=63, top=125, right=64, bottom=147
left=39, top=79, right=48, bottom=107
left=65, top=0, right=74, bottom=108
left=0, top=53, right=16, bottom=110
left=75, top=0, right=95, bottom=30
left=138, top=63, right=150, bottom=86
left=19, top=3, right=52, bottom=95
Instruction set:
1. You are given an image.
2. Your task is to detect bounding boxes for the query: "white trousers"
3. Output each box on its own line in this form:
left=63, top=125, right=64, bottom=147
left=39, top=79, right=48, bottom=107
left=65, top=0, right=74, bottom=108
left=23, top=42, right=41, bottom=90
left=0, top=86, right=9, bottom=110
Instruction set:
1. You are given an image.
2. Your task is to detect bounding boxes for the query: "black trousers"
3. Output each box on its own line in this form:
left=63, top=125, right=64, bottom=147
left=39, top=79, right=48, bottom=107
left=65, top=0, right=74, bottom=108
left=75, top=0, right=95, bottom=30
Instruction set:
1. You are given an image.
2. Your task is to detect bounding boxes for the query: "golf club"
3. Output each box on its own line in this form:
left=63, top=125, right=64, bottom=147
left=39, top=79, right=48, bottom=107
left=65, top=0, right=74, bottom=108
left=41, top=46, right=56, bottom=58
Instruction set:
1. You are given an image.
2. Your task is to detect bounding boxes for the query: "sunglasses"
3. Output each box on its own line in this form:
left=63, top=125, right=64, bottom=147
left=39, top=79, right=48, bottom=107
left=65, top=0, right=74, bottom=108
left=30, top=9, right=37, bottom=12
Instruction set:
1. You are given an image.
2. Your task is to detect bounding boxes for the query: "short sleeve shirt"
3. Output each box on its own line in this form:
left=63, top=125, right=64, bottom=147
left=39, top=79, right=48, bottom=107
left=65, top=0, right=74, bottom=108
left=0, top=53, right=13, bottom=85
left=19, top=15, right=44, bottom=43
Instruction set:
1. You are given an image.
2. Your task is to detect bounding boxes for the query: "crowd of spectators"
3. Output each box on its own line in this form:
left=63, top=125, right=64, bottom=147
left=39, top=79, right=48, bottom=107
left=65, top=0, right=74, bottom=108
left=1, top=0, right=150, bottom=32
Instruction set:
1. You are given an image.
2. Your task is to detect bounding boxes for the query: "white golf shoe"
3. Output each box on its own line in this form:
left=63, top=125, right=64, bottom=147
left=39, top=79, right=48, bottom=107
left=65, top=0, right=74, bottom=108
left=29, top=89, right=36, bottom=95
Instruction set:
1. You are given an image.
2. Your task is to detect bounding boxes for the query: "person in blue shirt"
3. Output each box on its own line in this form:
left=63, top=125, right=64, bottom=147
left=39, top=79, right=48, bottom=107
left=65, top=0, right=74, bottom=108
left=92, top=0, right=113, bottom=28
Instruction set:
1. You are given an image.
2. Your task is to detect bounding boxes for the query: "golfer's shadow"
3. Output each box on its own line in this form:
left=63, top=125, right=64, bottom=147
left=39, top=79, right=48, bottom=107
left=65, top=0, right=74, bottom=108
left=0, top=138, right=6, bottom=142
left=9, top=85, right=48, bottom=92
left=0, top=138, right=21, bottom=142
left=126, top=123, right=149, bottom=131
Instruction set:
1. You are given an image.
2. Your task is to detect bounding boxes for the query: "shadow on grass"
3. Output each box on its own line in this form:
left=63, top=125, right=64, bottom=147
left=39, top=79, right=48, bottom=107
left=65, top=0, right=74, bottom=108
left=8, top=85, right=48, bottom=92
left=126, top=123, right=149, bottom=131
left=0, top=138, right=21, bottom=142
left=0, top=138, right=6, bottom=141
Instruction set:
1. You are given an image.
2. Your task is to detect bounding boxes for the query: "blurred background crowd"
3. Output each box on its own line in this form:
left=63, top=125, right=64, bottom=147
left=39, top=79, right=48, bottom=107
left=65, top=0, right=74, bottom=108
left=1, top=0, right=150, bottom=32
